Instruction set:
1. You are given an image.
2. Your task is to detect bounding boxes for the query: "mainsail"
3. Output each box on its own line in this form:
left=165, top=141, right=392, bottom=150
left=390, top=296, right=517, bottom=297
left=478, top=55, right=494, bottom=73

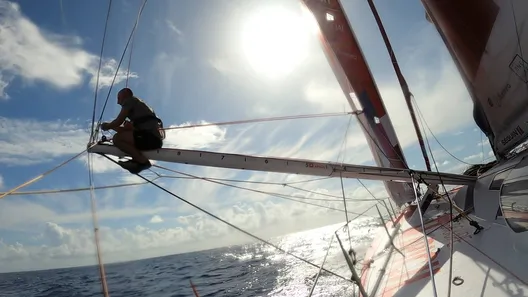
left=422, top=0, right=528, bottom=158
left=301, top=0, right=415, bottom=206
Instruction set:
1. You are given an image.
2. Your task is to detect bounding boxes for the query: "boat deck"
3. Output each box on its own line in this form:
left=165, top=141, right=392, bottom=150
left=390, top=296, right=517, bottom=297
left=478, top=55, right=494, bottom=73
left=360, top=203, right=528, bottom=297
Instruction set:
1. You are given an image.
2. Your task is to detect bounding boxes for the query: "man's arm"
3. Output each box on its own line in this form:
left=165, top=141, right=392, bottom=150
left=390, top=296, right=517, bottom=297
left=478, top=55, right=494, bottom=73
left=103, top=107, right=129, bottom=131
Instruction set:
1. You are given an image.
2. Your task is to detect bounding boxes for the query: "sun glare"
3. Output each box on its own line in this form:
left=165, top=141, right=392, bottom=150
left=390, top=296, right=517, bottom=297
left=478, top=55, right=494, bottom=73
left=241, top=6, right=312, bottom=79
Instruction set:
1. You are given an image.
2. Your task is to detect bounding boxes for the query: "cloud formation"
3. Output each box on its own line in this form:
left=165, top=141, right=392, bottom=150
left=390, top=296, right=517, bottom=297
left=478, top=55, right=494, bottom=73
left=0, top=1, right=134, bottom=98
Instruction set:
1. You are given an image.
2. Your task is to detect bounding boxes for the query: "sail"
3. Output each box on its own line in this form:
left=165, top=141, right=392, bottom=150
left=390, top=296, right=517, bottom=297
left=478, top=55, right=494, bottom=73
left=421, top=0, right=528, bottom=158
left=301, top=0, right=415, bottom=207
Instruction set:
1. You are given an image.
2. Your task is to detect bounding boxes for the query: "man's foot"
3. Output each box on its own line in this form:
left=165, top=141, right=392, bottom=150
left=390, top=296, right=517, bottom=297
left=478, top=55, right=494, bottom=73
left=118, top=160, right=151, bottom=174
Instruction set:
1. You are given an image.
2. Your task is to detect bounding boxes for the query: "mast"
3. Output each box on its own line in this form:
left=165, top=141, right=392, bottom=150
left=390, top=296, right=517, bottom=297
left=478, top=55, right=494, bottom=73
left=300, top=0, right=415, bottom=207
left=366, top=0, right=432, bottom=172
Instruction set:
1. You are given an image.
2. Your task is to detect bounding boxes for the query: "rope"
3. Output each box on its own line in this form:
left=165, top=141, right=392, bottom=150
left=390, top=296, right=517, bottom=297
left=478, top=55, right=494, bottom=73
left=415, top=102, right=456, bottom=296
left=412, top=96, right=476, bottom=166
left=410, top=174, right=439, bottom=297
left=308, top=235, right=335, bottom=296
left=93, top=0, right=149, bottom=136
left=0, top=181, right=151, bottom=196
left=89, top=0, right=113, bottom=143
left=336, top=114, right=353, bottom=164
left=99, top=154, right=352, bottom=283
left=285, top=184, right=384, bottom=202
left=86, top=2, right=148, bottom=294
left=152, top=164, right=375, bottom=217
left=339, top=174, right=352, bottom=250
left=0, top=175, right=333, bottom=197
left=0, top=149, right=88, bottom=200
left=161, top=112, right=353, bottom=131
left=125, top=0, right=144, bottom=87
left=87, top=153, right=109, bottom=297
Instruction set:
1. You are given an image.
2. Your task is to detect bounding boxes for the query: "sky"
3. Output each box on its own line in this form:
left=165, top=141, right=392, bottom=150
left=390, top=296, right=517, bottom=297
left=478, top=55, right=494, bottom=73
left=0, top=0, right=495, bottom=273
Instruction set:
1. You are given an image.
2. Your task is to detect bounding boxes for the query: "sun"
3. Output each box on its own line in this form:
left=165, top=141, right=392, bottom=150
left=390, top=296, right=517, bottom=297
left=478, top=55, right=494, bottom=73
left=241, top=6, right=312, bottom=79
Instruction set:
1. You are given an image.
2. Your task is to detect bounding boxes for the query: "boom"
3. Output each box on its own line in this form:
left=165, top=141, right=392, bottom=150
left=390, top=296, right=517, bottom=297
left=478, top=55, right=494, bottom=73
left=89, top=144, right=476, bottom=186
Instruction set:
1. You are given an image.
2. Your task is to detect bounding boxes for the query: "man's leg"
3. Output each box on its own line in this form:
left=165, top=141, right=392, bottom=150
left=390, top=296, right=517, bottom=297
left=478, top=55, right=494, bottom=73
left=112, top=131, right=149, bottom=164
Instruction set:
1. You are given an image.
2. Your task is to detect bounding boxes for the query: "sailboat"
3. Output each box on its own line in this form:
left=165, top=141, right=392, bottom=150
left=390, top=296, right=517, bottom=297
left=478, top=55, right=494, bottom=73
left=3, top=0, right=528, bottom=296
left=90, top=0, right=528, bottom=295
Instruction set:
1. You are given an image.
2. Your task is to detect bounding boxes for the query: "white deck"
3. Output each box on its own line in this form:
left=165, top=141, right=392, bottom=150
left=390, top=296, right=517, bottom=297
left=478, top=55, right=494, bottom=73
left=360, top=201, right=528, bottom=297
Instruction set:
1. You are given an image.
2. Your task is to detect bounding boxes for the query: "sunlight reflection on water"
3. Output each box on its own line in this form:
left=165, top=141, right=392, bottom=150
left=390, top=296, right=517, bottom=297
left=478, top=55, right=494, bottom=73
left=223, top=217, right=381, bottom=296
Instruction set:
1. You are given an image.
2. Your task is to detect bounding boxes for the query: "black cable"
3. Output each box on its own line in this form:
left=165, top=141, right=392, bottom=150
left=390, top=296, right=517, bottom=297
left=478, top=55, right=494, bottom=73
left=152, top=164, right=377, bottom=217
left=99, top=154, right=352, bottom=283
left=89, top=0, right=113, bottom=143
left=411, top=97, right=475, bottom=166
left=94, top=0, right=149, bottom=136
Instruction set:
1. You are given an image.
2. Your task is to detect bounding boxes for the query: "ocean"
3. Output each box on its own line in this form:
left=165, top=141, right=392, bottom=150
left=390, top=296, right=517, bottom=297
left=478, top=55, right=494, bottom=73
left=0, top=218, right=380, bottom=297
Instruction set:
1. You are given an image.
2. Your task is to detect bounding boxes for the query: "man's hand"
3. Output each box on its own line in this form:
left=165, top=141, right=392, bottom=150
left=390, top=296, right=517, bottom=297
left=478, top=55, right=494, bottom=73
left=123, top=121, right=133, bottom=130
left=101, top=122, right=111, bottom=131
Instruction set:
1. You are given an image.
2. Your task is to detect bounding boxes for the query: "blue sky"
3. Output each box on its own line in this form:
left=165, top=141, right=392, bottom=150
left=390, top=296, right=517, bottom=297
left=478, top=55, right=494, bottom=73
left=0, top=0, right=493, bottom=272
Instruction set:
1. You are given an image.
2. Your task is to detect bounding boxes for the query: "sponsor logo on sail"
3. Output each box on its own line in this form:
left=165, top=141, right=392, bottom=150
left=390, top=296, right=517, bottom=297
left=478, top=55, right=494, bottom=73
left=501, top=125, right=525, bottom=146
left=487, top=83, right=511, bottom=107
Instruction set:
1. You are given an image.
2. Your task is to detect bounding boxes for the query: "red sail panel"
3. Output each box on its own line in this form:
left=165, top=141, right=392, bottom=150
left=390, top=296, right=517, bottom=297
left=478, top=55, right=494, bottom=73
left=422, top=0, right=528, bottom=157
left=301, top=0, right=415, bottom=206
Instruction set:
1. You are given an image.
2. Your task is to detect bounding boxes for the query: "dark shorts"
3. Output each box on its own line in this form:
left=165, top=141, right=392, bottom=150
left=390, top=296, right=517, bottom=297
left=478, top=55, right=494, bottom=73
left=133, top=130, right=163, bottom=151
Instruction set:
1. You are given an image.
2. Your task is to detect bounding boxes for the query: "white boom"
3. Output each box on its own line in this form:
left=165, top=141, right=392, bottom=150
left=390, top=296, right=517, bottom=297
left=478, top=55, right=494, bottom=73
left=89, top=144, right=476, bottom=186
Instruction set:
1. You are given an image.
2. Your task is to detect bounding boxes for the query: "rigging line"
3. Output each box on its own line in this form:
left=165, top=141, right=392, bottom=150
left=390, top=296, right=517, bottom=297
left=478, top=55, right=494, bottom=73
left=336, top=114, right=353, bottom=164
left=0, top=176, right=331, bottom=197
left=159, top=174, right=332, bottom=186
left=308, top=235, right=335, bottom=297
left=366, top=0, right=431, bottom=172
left=162, top=112, right=353, bottom=131
left=125, top=0, right=144, bottom=87
left=353, top=114, right=408, bottom=171
left=411, top=96, right=475, bottom=166
left=0, top=181, right=150, bottom=196
left=416, top=101, right=454, bottom=296
left=0, top=149, right=88, bottom=200
left=339, top=173, right=352, bottom=250
left=152, top=164, right=374, bottom=216
left=510, top=0, right=524, bottom=60
left=94, top=0, right=149, bottom=135
left=89, top=0, right=113, bottom=143
left=99, top=155, right=352, bottom=283
left=355, top=178, right=396, bottom=220
left=0, top=176, right=165, bottom=196
left=87, top=153, right=110, bottom=297
left=285, top=184, right=384, bottom=201
left=410, top=174, right=439, bottom=297
left=337, top=201, right=394, bottom=246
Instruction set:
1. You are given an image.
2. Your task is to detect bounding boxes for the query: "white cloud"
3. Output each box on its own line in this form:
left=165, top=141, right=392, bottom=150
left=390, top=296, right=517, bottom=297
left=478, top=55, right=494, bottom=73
left=0, top=195, right=381, bottom=272
left=0, top=116, right=87, bottom=166
left=0, top=0, right=494, bottom=274
left=164, top=122, right=227, bottom=150
left=0, top=174, right=3, bottom=189
left=79, top=153, right=120, bottom=173
left=165, top=20, right=183, bottom=37
left=478, top=138, right=490, bottom=147
left=464, top=152, right=484, bottom=162
left=149, top=215, right=163, bottom=223
left=0, top=0, right=134, bottom=98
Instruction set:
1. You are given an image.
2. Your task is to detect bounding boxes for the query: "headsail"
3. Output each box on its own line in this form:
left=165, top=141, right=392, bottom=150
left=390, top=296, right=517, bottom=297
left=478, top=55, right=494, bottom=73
left=301, top=0, right=415, bottom=206
left=422, top=0, right=528, bottom=158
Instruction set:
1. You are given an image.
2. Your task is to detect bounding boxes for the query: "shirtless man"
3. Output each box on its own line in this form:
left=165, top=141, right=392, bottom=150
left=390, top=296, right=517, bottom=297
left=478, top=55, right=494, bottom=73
left=101, top=88, right=164, bottom=174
